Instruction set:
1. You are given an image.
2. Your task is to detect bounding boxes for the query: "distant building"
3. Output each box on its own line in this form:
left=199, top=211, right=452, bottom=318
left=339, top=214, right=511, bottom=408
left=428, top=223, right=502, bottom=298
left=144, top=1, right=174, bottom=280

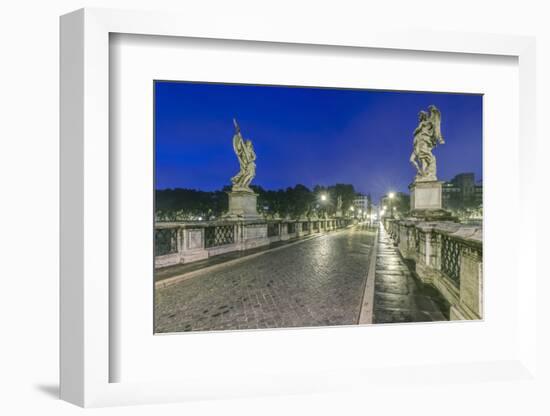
left=474, top=180, right=483, bottom=205
left=370, top=204, right=378, bottom=221
left=442, top=173, right=483, bottom=210
left=353, top=193, right=370, bottom=212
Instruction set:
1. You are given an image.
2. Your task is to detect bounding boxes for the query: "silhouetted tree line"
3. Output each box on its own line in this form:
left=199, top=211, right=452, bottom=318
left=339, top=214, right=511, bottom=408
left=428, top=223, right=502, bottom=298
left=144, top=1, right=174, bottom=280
left=155, top=183, right=357, bottom=221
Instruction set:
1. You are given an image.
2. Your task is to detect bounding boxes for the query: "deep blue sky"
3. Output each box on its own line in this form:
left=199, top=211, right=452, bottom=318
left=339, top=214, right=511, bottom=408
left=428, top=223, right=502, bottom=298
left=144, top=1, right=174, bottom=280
left=155, top=81, right=482, bottom=201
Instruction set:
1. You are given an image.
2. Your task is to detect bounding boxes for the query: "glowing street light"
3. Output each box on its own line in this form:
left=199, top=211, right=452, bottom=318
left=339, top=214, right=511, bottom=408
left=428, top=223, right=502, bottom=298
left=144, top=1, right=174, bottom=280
left=388, top=192, right=396, bottom=218
left=320, top=193, right=327, bottom=202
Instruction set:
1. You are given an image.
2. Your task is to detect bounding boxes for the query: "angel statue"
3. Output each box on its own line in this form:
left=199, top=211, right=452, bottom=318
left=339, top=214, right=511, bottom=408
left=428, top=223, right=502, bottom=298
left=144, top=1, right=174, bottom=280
left=335, top=195, right=343, bottom=214
left=409, top=105, right=445, bottom=182
left=230, top=118, right=256, bottom=192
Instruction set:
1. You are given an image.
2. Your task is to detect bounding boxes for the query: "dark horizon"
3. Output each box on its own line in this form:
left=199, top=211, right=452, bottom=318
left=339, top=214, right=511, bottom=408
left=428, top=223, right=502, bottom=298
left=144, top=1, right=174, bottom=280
left=155, top=170, right=481, bottom=200
left=155, top=81, right=483, bottom=201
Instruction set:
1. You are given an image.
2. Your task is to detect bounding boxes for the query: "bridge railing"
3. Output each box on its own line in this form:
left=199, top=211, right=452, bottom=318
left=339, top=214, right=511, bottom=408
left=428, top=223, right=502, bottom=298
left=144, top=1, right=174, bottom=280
left=383, top=218, right=483, bottom=320
left=155, top=217, right=353, bottom=269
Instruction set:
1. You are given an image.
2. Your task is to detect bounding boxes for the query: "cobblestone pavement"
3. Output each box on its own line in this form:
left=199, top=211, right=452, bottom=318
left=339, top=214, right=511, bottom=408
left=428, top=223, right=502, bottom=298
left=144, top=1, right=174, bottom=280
left=373, top=224, right=449, bottom=324
left=155, top=226, right=376, bottom=333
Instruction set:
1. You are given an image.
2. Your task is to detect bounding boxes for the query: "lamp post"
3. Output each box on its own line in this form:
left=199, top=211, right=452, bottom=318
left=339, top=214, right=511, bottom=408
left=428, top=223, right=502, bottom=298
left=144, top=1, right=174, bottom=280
left=388, top=192, right=395, bottom=219
left=317, top=192, right=328, bottom=217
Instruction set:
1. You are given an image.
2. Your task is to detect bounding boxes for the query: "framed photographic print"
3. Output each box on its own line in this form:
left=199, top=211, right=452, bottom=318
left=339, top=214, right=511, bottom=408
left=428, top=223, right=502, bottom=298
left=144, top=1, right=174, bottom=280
left=60, top=8, right=538, bottom=408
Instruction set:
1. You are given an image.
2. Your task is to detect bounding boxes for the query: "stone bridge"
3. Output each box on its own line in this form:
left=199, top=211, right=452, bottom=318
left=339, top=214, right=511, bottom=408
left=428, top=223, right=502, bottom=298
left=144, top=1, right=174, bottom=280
left=153, top=216, right=481, bottom=332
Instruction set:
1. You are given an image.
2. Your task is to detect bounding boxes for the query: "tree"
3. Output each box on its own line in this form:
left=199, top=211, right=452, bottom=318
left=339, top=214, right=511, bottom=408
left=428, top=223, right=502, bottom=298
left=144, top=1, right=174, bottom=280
left=155, top=182, right=357, bottom=221
left=329, top=184, right=356, bottom=212
left=286, top=184, right=314, bottom=218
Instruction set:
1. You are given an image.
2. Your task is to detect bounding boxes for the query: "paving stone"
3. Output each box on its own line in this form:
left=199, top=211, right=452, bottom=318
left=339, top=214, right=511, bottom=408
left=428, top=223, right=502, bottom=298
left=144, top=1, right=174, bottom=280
left=374, top=292, right=415, bottom=310
left=155, top=225, right=376, bottom=332
left=375, top=279, right=410, bottom=295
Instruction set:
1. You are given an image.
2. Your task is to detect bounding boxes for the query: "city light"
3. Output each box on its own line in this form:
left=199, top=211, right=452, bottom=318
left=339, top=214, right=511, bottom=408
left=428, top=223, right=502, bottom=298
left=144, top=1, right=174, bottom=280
left=387, top=192, right=396, bottom=218
left=320, top=193, right=327, bottom=202
left=350, top=206, right=355, bottom=211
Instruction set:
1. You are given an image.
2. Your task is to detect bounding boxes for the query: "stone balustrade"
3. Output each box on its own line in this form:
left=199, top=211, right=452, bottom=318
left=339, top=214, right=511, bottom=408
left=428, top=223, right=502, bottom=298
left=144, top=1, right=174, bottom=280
left=155, top=217, right=352, bottom=269
left=384, top=217, right=483, bottom=320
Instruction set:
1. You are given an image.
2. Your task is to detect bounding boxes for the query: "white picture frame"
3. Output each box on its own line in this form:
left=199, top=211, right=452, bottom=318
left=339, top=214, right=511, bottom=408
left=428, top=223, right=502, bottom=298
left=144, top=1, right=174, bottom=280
left=60, top=8, right=538, bottom=408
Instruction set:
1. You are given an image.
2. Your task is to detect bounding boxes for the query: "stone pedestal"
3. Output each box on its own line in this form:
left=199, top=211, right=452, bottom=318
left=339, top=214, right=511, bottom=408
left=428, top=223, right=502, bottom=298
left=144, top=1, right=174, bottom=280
left=225, top=191, right=261, bottom=220
left=410, top=180, right=443, bottom=210
left=409, top=180, right=453, bottom=220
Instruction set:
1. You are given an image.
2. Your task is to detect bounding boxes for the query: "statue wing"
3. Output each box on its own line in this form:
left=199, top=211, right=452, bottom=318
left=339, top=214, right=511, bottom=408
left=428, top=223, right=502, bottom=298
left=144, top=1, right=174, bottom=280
left=429, top=106, right=444, bottom=144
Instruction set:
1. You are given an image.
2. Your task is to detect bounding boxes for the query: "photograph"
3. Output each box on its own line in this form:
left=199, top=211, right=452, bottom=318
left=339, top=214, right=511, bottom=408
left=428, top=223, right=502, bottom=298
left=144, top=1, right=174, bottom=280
left=153, top=81, right=483, bottom=333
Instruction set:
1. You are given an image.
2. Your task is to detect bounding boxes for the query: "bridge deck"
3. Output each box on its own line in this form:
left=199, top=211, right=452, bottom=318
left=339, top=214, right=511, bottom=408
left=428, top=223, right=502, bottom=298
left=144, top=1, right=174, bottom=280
left=154, top=223, right=449, bottom=333
left=155, top=225, right=375, bottom=332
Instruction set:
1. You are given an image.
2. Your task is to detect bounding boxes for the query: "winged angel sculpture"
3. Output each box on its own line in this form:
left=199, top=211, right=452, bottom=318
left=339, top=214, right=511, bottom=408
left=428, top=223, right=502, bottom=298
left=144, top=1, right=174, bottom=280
left=231, top=119, right=256, bottom=192
left=409, top=105, right=445, bottom=182
left=336, top=195, right=343, bottom=212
